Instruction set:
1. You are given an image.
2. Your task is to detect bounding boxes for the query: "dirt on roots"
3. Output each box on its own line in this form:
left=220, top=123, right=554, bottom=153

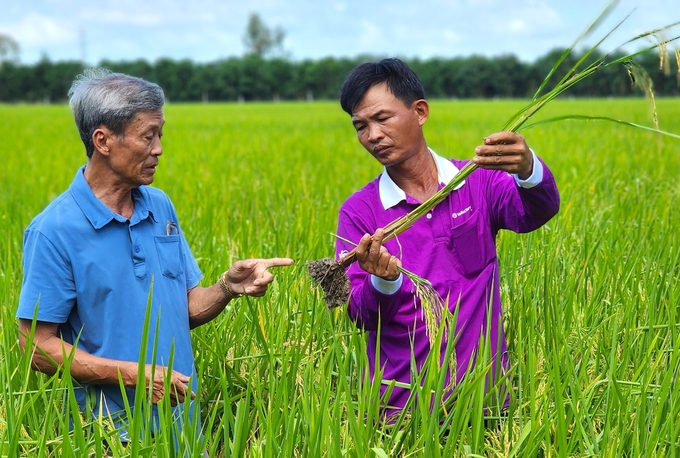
left=307, top=257, right=350, bottom=308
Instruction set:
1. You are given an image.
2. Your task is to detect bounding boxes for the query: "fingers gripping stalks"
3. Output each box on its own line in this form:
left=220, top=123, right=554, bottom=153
left=307, top=233, right=451, bottom=347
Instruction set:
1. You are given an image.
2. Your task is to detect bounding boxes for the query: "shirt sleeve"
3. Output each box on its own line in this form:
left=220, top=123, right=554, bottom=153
left=16, top=229, right=76, bottom=323
left=513, top=150, right=544, bottom=188
left=489, top=154, right=561, bottom=233
left=371, top=273, right=403, bottom=295
left=336, top=200, right=405, bottom=331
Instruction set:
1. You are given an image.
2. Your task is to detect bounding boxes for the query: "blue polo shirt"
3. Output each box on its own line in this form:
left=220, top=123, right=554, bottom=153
left=17, top=166, right=203, bottom=432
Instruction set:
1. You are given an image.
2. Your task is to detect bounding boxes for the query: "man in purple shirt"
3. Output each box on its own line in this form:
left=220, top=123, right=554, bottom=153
left=335, top=58, right=560, bottom=417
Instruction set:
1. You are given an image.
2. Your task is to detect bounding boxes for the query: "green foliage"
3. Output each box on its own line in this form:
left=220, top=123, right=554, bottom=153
left=0, top=47, right=677, bottom=103
left=243, top=12, right=286, bottom=57
left=1, top=98, right=680, bottom=456
left=0, top=33, right=19, bottom=63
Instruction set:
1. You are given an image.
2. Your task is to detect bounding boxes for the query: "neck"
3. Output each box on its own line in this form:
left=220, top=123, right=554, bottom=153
left=386, top=146, right=439, bottom=202
left=84, top=159, right=135, bottom=219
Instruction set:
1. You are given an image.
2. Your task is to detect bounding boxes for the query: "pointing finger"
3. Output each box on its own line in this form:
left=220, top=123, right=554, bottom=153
left=260, top=257, right=294, bottom=269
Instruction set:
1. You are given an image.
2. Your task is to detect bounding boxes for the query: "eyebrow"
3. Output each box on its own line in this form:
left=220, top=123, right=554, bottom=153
left=352, top=109, right=389, bottom=126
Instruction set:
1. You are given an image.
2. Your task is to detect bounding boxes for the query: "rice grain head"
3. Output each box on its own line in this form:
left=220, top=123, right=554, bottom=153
left=625, top=61, right=659, bottom=131
left=659, top=37, right=670, bottom=75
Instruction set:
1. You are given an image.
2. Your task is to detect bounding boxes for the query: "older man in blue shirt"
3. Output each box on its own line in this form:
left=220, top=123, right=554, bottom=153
left=16, top=68, right=293, bottom=442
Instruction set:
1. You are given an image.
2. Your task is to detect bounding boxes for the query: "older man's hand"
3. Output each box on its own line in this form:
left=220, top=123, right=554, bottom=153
left=144, top=364, right=195, bottom=406
left=225, top=257, right=294, bottom=297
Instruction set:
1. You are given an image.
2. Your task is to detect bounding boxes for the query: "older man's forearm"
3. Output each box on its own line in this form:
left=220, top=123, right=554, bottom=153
left=187, top=284, right=233, bottom=328
left=19, top=326, right=139, bottom=387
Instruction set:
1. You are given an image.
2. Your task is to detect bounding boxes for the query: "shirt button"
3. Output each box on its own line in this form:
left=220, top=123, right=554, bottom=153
left=135, top=246, right=140, bottom=253
left=426, top=213, right=432, bottom=219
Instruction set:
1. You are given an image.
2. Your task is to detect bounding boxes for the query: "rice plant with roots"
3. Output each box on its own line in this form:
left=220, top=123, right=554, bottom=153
left=307, top=1, right=680, bottom=345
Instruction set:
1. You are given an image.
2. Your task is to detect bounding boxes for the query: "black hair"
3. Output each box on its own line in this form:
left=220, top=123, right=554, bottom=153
left=339, top=58, right=425, bottom=115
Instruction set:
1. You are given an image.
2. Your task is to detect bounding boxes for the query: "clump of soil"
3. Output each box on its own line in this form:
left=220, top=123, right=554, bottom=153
left=307, top=258, right=350, bottom=308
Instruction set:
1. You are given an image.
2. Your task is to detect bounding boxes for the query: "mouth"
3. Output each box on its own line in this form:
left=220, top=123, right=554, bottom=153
left=372, top=145, right=391, bottom=156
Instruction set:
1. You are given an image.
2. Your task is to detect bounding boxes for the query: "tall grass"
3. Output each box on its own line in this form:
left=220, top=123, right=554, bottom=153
left=1, top=97, right=679, bottom=456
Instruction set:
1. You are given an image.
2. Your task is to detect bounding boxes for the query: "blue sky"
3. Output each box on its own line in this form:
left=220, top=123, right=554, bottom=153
left=1, top=0, right=678, bottom=64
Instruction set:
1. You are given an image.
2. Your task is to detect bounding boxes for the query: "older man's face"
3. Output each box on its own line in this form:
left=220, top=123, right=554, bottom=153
left=107, top=110, right=164, bottom=188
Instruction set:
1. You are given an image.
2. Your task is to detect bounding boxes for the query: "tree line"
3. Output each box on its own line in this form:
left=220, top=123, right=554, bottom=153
left=0, top=48, right=677, bottom=103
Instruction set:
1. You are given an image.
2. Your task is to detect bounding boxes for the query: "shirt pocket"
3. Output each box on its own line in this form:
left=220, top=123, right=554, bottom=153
left=154, top=235, right=183, bottom=279
left=450, top=210, right=495, bottom=278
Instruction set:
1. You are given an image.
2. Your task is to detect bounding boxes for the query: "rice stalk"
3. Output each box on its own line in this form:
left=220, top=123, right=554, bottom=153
left=659, top=36, right=668, bottom=73
left=626, top=61, right=659, bottom=130
left=330, top=233, right=450, bottom=346
left=407, top=270, right=448, bottom=349
left=308, top=2, right=680, bottom=312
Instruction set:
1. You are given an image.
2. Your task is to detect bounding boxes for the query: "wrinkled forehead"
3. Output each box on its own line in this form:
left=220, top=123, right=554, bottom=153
left=352, top=83, right=403, bottom=117
left=124, top=109, right=165, bottom=132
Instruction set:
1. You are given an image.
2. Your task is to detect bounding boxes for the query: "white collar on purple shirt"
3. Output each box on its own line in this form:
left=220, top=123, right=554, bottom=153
left=378, top=148, right=465, bottom=210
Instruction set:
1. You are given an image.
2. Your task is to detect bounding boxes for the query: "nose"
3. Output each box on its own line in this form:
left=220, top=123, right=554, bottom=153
left=151, top=136, right=163, bottom=156
left=366, top=123, right=383, bottom=143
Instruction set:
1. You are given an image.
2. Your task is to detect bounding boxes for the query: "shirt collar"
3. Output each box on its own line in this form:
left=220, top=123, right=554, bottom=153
left=378, top=148, right=465, bottom=210
left=69, top=166, right=156, bottom=229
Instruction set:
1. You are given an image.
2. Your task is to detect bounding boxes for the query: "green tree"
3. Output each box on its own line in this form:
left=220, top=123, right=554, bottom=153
left=243, top=12, right=285, bottom=57
left=99, top=59, right=156, bottom=83
left=0, top=33, right=19, bottom=64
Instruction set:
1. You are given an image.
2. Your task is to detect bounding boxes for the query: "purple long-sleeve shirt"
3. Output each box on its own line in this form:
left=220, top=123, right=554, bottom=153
left=335, top=150, right=560, bottom=414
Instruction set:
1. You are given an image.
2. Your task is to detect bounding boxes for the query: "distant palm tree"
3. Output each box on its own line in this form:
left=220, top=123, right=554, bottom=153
left=0, top=33, right=19, bottom=64
left=242, top=12, right=285, bottom=57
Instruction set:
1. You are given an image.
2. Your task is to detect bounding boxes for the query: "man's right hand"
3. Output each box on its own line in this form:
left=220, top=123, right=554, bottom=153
left=18, top=319, right=196, bottom=407
left=355, top=228, right=401, bottom=280
left=144, top=364, right=195, bottom=406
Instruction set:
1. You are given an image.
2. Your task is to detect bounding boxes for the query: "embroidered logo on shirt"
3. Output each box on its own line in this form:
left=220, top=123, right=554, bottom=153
left=452, top=206, right=472, bottom=219
left=338, top=249, right=349, bottom=260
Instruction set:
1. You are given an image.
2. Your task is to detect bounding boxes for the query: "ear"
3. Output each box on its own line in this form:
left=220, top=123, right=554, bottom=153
left=92, top=127, right=113, bottom=156
left=413, top=99, right=429, bottom=127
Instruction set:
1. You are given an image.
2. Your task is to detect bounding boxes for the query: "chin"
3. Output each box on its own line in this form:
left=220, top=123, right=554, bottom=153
left=138, top=175, right=155, bottom=186
left=376, top=156, right=394, bottom=167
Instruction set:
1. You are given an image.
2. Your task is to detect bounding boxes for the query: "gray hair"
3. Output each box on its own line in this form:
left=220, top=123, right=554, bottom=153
left=68, top=68, right=165, bottom=158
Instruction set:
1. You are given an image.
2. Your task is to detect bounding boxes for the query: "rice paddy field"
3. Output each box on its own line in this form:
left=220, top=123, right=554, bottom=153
left=1, top=97, right=679, bottom=457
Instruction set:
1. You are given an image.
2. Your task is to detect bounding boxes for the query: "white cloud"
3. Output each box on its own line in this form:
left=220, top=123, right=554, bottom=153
left=1, top=0, right=678, bottom=64
left=509, top=19, right=527, bottom=33
left=358, top=20, right=385, bottom=48
left=439, top=29, right=462, bottom=43
left=77, top=9, right=216, bottom=26
left=0, top=13, right=76, bottom=47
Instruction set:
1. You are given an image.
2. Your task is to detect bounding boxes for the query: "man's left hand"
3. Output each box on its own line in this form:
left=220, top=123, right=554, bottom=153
left=472, top=131, right=533, bottom=179
left=225, top=258, right=294, bottom=297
